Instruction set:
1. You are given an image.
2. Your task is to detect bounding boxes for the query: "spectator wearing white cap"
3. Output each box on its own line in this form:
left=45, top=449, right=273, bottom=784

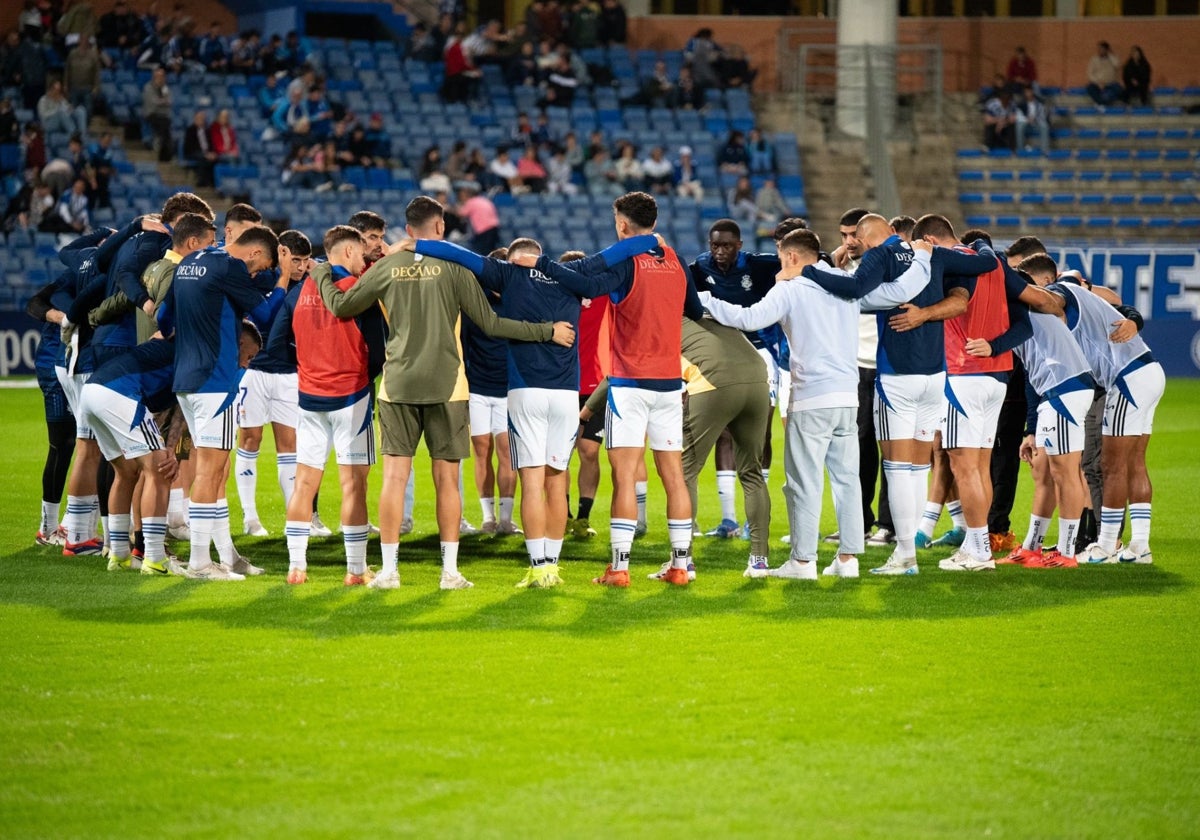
left=675, top=145, right=703, bottom=200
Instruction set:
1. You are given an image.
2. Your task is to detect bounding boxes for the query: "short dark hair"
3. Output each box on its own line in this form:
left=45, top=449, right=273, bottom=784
left=233, top=225, right=279, bottom=267
left=911, top=213, right=956, bottom=242
left=278, top=229, right=312, bottom=256
left=161, top=192, right=214, bottom=224
left=960, top=228, right=993, bottom=247
left=708, top=219, right=741, bottom=240
left=507, top=237, right=541, bottom=256
left=240, top=319, right=263, bottom=349
left=558, top=250, right=585, bottom=262
left=323, top=224, right=365, bottom=254
left=224, top=202, right=263, bottom=226
left=778, top=229, right=821, bottom=258
left=1017, top=253, right=1057, bottom=278
left=613, top=191, right=657, bottom=231
left=771, top=217, right=808, bottom=242
left=348, top=210, right=386, bottom=234
left=171, top=212, right=216, bottom=248
left=838, top=207, right=870, bottom=228
left=1007, top=235, right=1047, bottom=260
left=488, top=247, right=509, bottom=260
left=406, top=196, right=444, bottom=229
left=889, top=215, right=916, bottom=238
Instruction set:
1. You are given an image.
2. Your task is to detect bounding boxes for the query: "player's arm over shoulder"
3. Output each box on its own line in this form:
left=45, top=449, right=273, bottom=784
left=317, top=255, right=385, bottom=317
left=454, top=265, right=552, bottom=342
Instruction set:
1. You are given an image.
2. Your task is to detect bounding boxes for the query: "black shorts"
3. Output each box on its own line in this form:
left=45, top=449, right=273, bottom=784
left=579, top=393, right=604, bottom=445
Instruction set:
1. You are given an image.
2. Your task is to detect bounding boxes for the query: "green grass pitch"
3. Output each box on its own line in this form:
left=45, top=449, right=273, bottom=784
left=1, top=380, right=1197, bottom=838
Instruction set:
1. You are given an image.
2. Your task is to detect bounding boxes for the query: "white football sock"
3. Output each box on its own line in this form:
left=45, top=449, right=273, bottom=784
left=610, top=518, right=636, bottom=571
left=1057, top=518, right=1079, bottom=557
left=947, top=499, right=966, bottom=530
left=235, top=448, right=259, bottom=523
left=1099, top=507, right=1123, bottom=552
left=188, top=502, right=217, bottom=569
left=1023, top=515, right=1050, bottom=551
left=142, top=517, right=167, bottom=563
left=480, top=496, right=496, bottom=524
left=884, top=461, right=915, bottom=557
left=343, top=524, right=368, bottom=574
left=716, top=470, right=737, bottom=522
left=918, top=501, right=942, bottom=540
left=499, top=497, right=514, bottom=524
left=1128, top=502, right=1150, bottom=547
left=276, top=452, right=297, bottom=507
left=286, top=519, right=310, bottom=570
left=440, top=541, right=459, bottom=575
left=635, top=481, right=648, bottom=523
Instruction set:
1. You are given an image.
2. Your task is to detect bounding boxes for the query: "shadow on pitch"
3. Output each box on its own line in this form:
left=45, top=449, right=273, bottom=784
left=0, top=536, right=1191, bottom=639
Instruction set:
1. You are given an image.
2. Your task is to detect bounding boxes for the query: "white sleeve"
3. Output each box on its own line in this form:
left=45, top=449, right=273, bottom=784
left=860, top=250, right=932, bottom=312
left=700, top=283, right=791, bottom=332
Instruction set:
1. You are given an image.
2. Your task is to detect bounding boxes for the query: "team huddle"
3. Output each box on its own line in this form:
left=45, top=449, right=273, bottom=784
left=26, top=190, right=1164, bottom=590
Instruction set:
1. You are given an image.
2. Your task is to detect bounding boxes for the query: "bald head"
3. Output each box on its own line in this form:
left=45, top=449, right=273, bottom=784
left=855, top=214, right=893, bottom=249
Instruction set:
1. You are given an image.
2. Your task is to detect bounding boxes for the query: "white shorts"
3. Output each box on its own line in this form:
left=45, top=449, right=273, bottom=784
left=469, top=392, right=508, bottom=437
left=237, top=369, right=299, bottom=429
left=1104, top=360, right=1165, bottom=437
left=605, top=385, right=684, bottom=451
left=296, top=393, right=376, bottom=468
left=55, top=365, right=94, bottom=439
left=757, top=347, right=780, bottom=407
left=179, top=392, right=238, bottom=450
left=80, top=383, right=164, bottom=462
left=1035, top=388, right=1094, bottom=456
left=874, top=372, right=946, bottom=443
left=941, top=375, right=1006, bottom=449
left=507, top=388, right=578, bottom=470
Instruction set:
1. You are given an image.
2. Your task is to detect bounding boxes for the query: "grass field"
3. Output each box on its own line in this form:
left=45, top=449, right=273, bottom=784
left=1, top=380, right=1198, bottom=838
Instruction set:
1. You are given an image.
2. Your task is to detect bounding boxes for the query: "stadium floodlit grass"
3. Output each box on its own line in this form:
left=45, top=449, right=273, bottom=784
left=1, top=381, right=1198, bottom=838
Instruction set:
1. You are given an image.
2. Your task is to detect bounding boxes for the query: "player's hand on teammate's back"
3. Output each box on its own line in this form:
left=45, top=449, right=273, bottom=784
left=1109, top=319, right=1136, bottom=343
left=386, top=238, right=415, bottom=255
left=140, top=215, right=169, bottom=235
left=509, top=252, right=538, bottom=268
left=911, top=240, right=933, bottom=254
left=888, top=303, right=928, bottom=332
left=551, top=321, right=576, bottom=347
left=964, top=338, right=993, bottom=357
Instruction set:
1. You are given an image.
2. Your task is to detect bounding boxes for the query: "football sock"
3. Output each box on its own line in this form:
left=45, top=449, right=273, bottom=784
left=635, top=481, right=648, bottom=523
left=142, top=517, right=167, bottom=564
left=947, top=499, right=966, bottom=530
left=276, top=452, right=297, bottom=507
left=526, top=538, right=546, bottom=566
left=1099, top=507, right=1123, bottom=552
left=965, top=525, right=990, bottom=561
left=108, top=513, right=131, bottom=559
left=668, top=518, right=692, bottom=552
left=286, top=520, right=310, bottom=569
left=1128, top=503, right=1151, bottom=547
left=1024, top=515, right=1050, bottom=551
left=499, top=497, right=514, bottom=524
left=167, top=488, right=185, bottom=527
left=761, top=467, right=770, bottom=484
left=911, top=463, right=931, bottom=533
left=1057, top=518, right=1080, bottom=557
left=40, top=501, right=60, bottom=537
left=577, top=496, right=594, bottom=520
left=100, top=514, right=109, bottom=548
left=380, top=542, right=399, bottom=575
left=440, top=541, right=459, bottom=575
left=235, top=448, right=259, bottom=523
left=65, top=495, right=92, bottom=544
left=544, top=537, right=563, bottom=564
left=188, top=502, right=217, bottom=569
left=918, top=501, right=942, bottom=540
left=716, top=470, right=737, bottom=522
left=211, top=500, right=234, bottom=564
left=480, top=497, right=496, bottom=524
left=343, top=524, right=368, bottom=575
left=403, top=473, right=415, bottom=521
left=884, top=461, right=916, bottom=557
left=610, top=518, right=636, bottom=571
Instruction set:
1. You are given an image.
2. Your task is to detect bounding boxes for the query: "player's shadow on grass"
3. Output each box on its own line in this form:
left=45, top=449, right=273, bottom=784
left=0, top=542, right=1190, bottom=638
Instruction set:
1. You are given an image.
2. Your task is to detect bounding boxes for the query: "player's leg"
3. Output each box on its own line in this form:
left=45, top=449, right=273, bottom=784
left=648, top=390, right=691, bottom=581
left=778, top=408, right=833, bottom=579
left=683, top=391, right=736, bottom=538
left=105, top=456, right=140, bottom=567
left=1046, top=451, right=1085, bottom=561
left=178, top=393, right=241, bottom=577
left=1100, top=363, right=1163, bottom=562
left=824, top=406, right=864, bottom=577
left=471, top=430, right=497, bottom=530
left=373, top=400, right=417, bottom=585
left=63, top=381, right=102, bottom=555
left=918, top=433, right=951, bottom=546
left=272, top=421, right=298, bottom=506
left=136, top=443, right=176, bottom=575
left=37, top=371, right=75, bottom=545
left=708, top=428, right=740, bottom=535
left=573, top=394, right=604, bottom=537
left=726, top=383, right=770, bottom=573
left=285, top=407, right=331, bottom=583
left=427, top=400, right=473, bottom=589
left=235, top=424, right=266, bottom=534
left=338, top=464, right=371, bottom=583
left=494, top=429, right=519, bottom=533
left=599, top=385, right=648, bottom=584
left=874, top=374, right=921, bottom=573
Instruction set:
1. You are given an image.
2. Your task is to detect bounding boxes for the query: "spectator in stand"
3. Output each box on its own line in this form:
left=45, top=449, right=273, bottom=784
left=675, top=145, right=703, bottom=200
left=0, top=33, right=21, bottom=89
left=717, top=44, right=756, bottom=90
left=718, top=129, right=750, bottom=175
left=614, top=141, right=643, bottom=191
left=441, top=22, right=481, bottom=104
left=165, top=20, right=205, bottom=74
left=39, top=79, right=88, bottom=137
left=675, top=65, right=705, bottom=111
left=18, top=2, right=44, bottom=41
left=135, top=24, right=170, bottom=71
left=542, top=54, right=578, bottom=108
left=982, top=87, right=1016, bottom=150
left=584, top=128, right=607, bottom=160
left=363, top=112, right=391, bottom=167
left=142, top=65, right=173, bottom=161
left=198, top=21, right=229, bottom=73
left=685, top=27, right=723, bottom=90
left=414, top=14, right=453, bottom=63
left=583, top=145, right=621, bottom=197
left=563, top=130, right=584, bottom=173
left=230, top=30, right=261, bottom=74
left=726, top=175, right=760, bottom=232
left=1014, top=85, right=1049, bottom=153
left=1086, top=40, right=1122, bottom=106
left=0, top=97, right=19, bottom=145
left=257, top=72, right=282, bottom=119
left=546, top=144, right=578, bottom=195
left=259, top=34, right=284, bottom=75
left=27, top=180, right=56, bottom=231
left=598, top=0, right=627, bottom=46
left=512, top=111, right=536, bottom=145
left=558, top=43, right=592, bottom=87
left=746, top=128, right=774, bottom=175
left=641, top=145, right=674, bottom=195
left=42, top=154, right=76, bottom=198
left=420, top=145, right=452, bottom=194
left=283, top=142, right=334, bottom=191
left=516, top=144, right=548, bottom=193
left=532, top=111, right=554, bottom=148
left=507, top=41, right=539, bottom=87
left=566, top=0, right=600, bottom=50
left=304, top=85, right=333, bottom=141
left=15, top=33, right=49, bottom=110
left=54, top=177, right=90, bottom=233
left=527, top=0, right=565, bottom=44
left=1006, top=45, right=1037, bottom=94
left=63, top=38, right=101, bottom=117
left=63, top=133, right=92, bottom=185
left=488, top=145, right=523, bottom=193
left=279, top=30, right=306, bottom=74
left=457, top=182, right=501, bottom=253
left=753, top=176, right=790, bottom=246
left=58, top=0, right=96, bottom=48
left=639, top=60, right=676, bottom=108
left=272, top=87, right=308, bottom=144
left=445, top=140, right=470, bottom=182
left=98, top=0, right=144, bottom=59
left=22, top=120, right=46, bottom=172
left=287, top=67, right=317, bottom=103
left=184, top=110, right=217, bottom=187
left=85, top=130, right=113, bottom=207
left=1122, top=46, right=1151, bottom=106
left=465, top=146, right=490, bottom=186
left=209, top=109, right=239, bottom=162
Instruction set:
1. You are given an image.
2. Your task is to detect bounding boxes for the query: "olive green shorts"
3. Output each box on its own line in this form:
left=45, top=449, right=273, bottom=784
left=378, top=399, right=470, bottom=461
